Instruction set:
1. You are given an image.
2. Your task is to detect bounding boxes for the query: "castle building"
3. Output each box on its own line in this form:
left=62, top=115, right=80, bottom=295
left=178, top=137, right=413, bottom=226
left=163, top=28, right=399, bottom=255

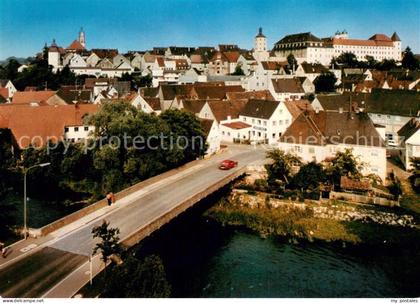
left=273, top=31, right=402, bottom=66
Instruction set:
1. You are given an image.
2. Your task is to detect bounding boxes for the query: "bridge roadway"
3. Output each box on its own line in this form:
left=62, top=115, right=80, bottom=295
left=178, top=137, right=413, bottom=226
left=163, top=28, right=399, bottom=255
left=0, top=146, right=266, bottom=298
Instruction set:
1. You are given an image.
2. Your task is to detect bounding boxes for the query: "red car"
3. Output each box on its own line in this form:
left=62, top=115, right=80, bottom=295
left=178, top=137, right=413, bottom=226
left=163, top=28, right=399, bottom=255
left=219, top=159, right=238, bottom=170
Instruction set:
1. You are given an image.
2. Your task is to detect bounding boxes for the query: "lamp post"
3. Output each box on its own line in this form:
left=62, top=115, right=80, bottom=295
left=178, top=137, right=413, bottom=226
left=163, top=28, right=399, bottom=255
left=23, top=162, right=51, bottom=239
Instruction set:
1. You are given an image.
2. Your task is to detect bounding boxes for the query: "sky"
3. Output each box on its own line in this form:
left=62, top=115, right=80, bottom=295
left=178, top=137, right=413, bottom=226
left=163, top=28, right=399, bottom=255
left=0, top=0, right=419, bottom=59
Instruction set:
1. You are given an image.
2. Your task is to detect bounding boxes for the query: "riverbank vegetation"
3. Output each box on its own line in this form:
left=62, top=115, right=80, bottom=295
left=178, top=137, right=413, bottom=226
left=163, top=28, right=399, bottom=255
left=206, top=196, right=420, bottom=246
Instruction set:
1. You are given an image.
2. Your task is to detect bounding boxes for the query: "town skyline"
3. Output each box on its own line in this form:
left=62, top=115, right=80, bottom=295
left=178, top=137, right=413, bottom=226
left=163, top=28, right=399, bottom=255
left=0, top=0, right=419, bottom=59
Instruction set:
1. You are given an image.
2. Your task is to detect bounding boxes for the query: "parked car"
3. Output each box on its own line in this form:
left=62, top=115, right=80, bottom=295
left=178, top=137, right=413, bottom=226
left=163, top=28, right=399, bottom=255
left=219, top=159, right=238, bottom=170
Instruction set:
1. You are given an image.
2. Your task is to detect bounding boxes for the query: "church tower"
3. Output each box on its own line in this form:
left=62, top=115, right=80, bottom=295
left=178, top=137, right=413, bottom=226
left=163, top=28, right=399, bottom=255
left=253, top=27, right=269, bottom=62
left=78, top=27, right=86, bottom=48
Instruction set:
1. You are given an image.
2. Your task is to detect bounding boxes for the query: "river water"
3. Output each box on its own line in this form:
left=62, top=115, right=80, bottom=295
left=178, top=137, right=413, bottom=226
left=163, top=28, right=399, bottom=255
left=133, top=193, right=420, bottom=298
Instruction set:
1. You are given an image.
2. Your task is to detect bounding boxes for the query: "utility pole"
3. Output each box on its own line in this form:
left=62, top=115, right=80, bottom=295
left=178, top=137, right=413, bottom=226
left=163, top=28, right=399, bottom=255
left=22, top=162, right=51, bottom=239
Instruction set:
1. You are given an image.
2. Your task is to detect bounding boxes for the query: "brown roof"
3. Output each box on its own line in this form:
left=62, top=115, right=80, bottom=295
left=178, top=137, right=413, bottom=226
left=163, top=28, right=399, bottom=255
left=240, top=99, right=280, bottom=119
left=226, top=90, right=275, bottom=101
left=261, top=61, right=288, bottom=71
left=67, top=40, right=85, bottom=50
left=300, top=62, right=328, bottom=74
left=284, top=100, right=313, bottom=119
left=331, top=35, right=394, bottom=47
left=141, top=87, right=159, bottom=98
left=315, top=93, right=368, bottom=112
left=221, top=121, right=251, bottom=129
left=0, top=88, right=8, bottom=101
left=0, top=104, right=99, bottom=148
left=144, top=97, right=161, bottom=111
left=156, top=57, right=165, bottom=67
left=56, top=87, right=92, bottom=104
left=207, top=100, right=248, bottom=122
left=91, top=49, right=118, bottom=59
left=340, top=176, right=371, bottom=191
left=192, top=85, right=244, bottom=100
left=398, top=118, right=420, bottom=141
left=190, top=54, right=204, bottom=64
left=200, top=118, right=214, bottom=135
left=182, top=99, right=207, bottom=114
left=280, top=111, right=385, bottom=147
left=160, top=84, right=194, bottom=100
left=271, top=78, right=304, bottom=94
left=12, top=91, right=56, bottom=105
left=210, top=51, right=240, bottom=63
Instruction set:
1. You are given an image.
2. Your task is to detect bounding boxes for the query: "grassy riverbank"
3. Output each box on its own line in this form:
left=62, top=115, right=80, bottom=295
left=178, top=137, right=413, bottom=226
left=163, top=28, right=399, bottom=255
left=205, top=196, right=420, bottom=246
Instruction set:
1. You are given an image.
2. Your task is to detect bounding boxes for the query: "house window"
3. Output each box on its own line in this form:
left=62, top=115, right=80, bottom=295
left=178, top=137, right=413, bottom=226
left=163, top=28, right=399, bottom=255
left=309, top=147, right=315, bottom=154
left=272, top=133, right=276, bottom=138
left=74, top=127, right=79, bottom=132
left=273, top=121, right=276, bottom=126
left=84, top=126, right=89, bottom=131
left=263, top=121, right=267, bottom=126
left=64, top=127, right=69, bottom=133
left=258, top=132, right=261, bottom=137
left=285, top=119, right=290, bottom=124
left=294, top=145, right=302, bottom=152
left=258, top=120, right=261, bottom=125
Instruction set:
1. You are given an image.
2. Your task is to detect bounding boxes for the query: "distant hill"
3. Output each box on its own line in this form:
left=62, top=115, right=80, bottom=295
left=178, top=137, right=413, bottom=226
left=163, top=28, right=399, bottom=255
left=0, top=56, right=33, bottom=67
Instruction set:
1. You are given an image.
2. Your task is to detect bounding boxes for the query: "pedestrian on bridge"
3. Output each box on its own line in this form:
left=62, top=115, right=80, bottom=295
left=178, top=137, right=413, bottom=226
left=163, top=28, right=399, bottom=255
left=0, top=241, right=6, bottom=258
left=106, top=192, right=113, bottom=206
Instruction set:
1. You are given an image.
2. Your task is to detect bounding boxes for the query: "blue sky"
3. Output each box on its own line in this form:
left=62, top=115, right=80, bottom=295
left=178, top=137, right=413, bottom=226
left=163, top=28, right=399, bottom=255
left=0, top=0, right=419, bottom=59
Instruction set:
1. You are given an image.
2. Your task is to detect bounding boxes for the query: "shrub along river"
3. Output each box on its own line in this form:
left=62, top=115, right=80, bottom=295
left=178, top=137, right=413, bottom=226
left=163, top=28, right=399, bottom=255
left=132, top=190, right=420, bottom=298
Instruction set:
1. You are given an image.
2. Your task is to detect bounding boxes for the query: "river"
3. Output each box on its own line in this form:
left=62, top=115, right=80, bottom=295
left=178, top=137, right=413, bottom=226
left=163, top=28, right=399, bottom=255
left=133, top=192, right=420, bottom=298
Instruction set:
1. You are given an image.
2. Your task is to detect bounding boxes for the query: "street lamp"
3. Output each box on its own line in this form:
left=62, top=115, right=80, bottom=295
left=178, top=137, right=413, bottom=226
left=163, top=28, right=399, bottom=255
left=23, top=162, right=51, bottom=239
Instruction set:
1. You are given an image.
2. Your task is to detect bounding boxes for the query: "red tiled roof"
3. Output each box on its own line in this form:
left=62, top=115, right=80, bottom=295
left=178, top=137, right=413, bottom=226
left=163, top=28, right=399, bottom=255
left=0, top=88, right=8, bottom=100
left=331, top=36, right=393, bottom=47
left=67, top=40, right=85, bottom=50
left=340, top=176, right=371, bottom=191
left=0, top=104, right=100, bottom=148
left=226, top=90, right=275, bottom=101
left=12, top=91, right=56, bottom=105
left=221, top=121, right=251, bottom=129
left=271, top=78, right=305, bottom=94
left=284, top=100, right=313, bottom=119
left=261, top=61, right=288, bottom=71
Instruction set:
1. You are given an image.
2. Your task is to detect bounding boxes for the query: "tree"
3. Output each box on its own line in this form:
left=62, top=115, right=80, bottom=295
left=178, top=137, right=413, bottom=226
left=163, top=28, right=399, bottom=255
left=291, top=161, right=327, bottom=191
left=376, top=59, right=397, bottom=71
left=336, top=52, right=358, bottom=67
left=92, top=221, right=121, bottom=274
left=265, top=149, right=301, bottom=184
left=313, top=71, right=337, bottom=93
left=287, top=53, right=297, bottom=70
left=402, top=47, right=419, bottom=70
left=231, top=63, right=245, bottom=76
left=102, top=255, right=171, bottom=298
left=326, top=149, right=362, bottom=186
left=160, top=109, right=207, bottom=163
left=365, top=56, right=378, bottom=69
